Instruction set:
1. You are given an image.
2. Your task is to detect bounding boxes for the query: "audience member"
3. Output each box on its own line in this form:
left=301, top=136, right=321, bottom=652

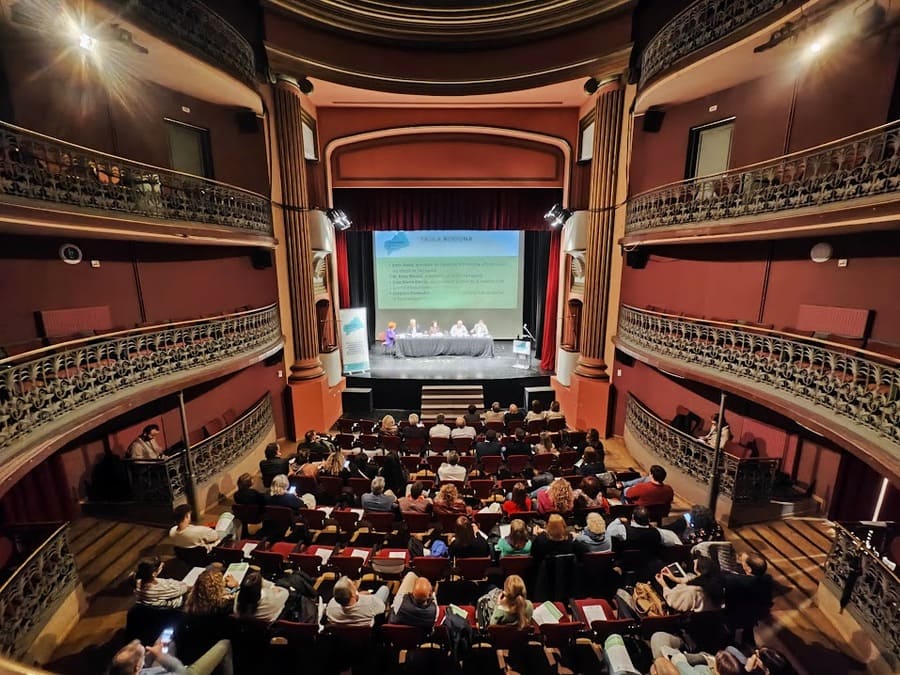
left=608, top=506, right=663, bottom=560
left=349, top=452, right=378, bottom=480
left=233, top=473, right=267, bottom=508
left=503, top=427, right=533, bottom=459
left=537, top=478, right=575, bottom=514
left=573, top=512, right=612, bottom=555
left=320, top=449, right=348, bottom=478
left=524, top=399, right=546, bottom=423
left=259, top=442, right=289, bottom=488
left=484, top=402, right=505, bottom=423
left=475, top=429, right=503, bottom=460
left=402, top=413, right=427, bottom=440
left=235, top=567, right=289, bottom=623
left=389, top=572, right=437, bottom=629
left=438, top=451, right=467, bottom=483
left=545, top=400, right=565, bottom=421
left=133, top=556, right=188, bottom=609
left=502, top=482, right=534, bottom=517
left=573, top=476, right=610, bottom=513
left=429, top=414, right=451, bottom=439
left=126, top=424, right=164, bottom=460
left=504, top=404, right=525, bottom=426
left=297, top=429, right=332, bottom=459
left=668, top=505, right=724, bottom=546
left=361, top=476, right=396, bottom=512
left=169, top=504, right=233, bottom=551
left=326, top=576, right=390, bottom=626
left=380, top=414, right=399, bottom=436
left=578, top=447, right=606, bottom=476
left=268, top=474, right=303, bottom=512
left=448, top=516, right=491, bottom=558
left=108, top=638, right=233, bottom=675
left=722, top=552, right=774, bottom=645
left=184, top=568, right=237, bottom=616
left=700, top=413, right=731, bottom=450
left=657, top=555, right=724, bottom=613
left=620, top=465, right=675, bottom=508
left=399, top=481, right=432, bottom=512
left=534, top=431, right=558, bottom=455
left=531, top=514, right=574, bottom=563
left=489, top=574, right=533, bottom=628
left=292, top=449, right=321, bottom=479
left=464, top=404, right=482, bottom=426
left=496, top=518, right=532, bottom=557
left=380, top=449, right=409, bottom=495
left=450, top=416, right=476, bottom=440
left=433, top=484, right=469, bottom=516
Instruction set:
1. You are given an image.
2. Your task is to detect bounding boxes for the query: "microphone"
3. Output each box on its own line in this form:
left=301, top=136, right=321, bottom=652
left=523, top=324, right=528, bottom=330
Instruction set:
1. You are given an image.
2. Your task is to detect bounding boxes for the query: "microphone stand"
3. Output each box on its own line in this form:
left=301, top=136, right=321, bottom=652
left=522, top=324, right=536, bottom=370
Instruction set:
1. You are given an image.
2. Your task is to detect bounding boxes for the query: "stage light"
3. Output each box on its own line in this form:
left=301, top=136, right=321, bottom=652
left=79, top=32, right=96, bottom=51
left=808, top=39, right=825, bottom=54
left=543, top=204, right=573, bottom=229
left=326, top=208, right=352, bottom=231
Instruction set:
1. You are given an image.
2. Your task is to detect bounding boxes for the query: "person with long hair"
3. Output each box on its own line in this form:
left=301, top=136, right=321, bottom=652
left=235, top=567, right=289, bottom=623
left=320, top=449, right=347, bottom=478
left=533, top=431, right=558, bottom=455
left=531, top=513, right=573, bottom=564
left=657, top=555, right=724, bottom=613
left=496, top=518, right=532, bottom=557
left=537, top=477, right=575, bottom=514
left=489, top=574, right=533, bottom=629
left=133, top=556, right=188, bottom=608
left=184, top=568, right=236, bottom=616
left=502, top=482, right=534, bottom=517
left=449, top=516, right=491, bottom=558
left=380, top=414, right=399, bottom=436
left=433, top=483, right=469, bottom=515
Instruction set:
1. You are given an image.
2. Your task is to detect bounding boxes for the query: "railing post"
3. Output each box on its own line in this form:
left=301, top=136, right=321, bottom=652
left=708, top=390, right=727, bottom=514
left=177, top=390, right=200, bottom=518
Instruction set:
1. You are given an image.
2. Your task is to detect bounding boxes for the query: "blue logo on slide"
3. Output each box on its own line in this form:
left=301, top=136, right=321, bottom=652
left=343, top=317, right=364, bottom=334
left=383, top=232, right=410, bottom=255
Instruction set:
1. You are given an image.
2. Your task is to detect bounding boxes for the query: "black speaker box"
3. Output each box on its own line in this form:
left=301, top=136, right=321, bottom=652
left=251, top=249, right=273, bottom=269
left=236, top=110, right=260, bottom=134
left=642, top=109, right=665, bottom=133
left=625, top=250, right=649, bottom=269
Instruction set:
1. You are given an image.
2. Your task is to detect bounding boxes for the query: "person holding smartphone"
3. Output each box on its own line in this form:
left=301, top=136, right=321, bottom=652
left=655, top=555, right=724, bottom=613
left=107, top=636, right=233, bottom=675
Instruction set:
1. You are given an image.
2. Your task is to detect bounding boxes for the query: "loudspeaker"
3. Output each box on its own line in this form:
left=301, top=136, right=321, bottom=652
left=625, top=250, right=649, bottom=269
left=251, top=249, right=272, bottom=269
left=236, top=110, right=260, bottom=134
left=642, top=109, right=665, bottom=133
left=615, top=349, right=635, bottom=367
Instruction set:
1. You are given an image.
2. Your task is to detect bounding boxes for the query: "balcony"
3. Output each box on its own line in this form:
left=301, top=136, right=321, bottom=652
left=615, top=305, right=900, bottom=483
left=0, top=305, right=282, bottom=497
left=102, top=0, right=256, bottom=87
left=624, top=121, right=900, bottom=243
left=0, top=523, right=79, bottom=662
left=0, top=122, right=274, bottom=244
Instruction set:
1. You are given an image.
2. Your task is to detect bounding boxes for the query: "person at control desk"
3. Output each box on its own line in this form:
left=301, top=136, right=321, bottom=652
left=449, top=320, right=469, bottom=337
left=407, top=318, right=420, bottom=335
left=126, top=424, right=164, bottom=460
left=471, top=319, right=489, bottom=337
left=427, top=320, right=442, bottom=335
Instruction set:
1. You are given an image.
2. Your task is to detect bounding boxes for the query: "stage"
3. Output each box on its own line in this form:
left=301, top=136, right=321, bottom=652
left=344, top=340, right=553, bottom=412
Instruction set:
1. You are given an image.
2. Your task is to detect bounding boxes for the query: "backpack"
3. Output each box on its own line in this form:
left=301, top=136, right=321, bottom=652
left=632, top=582, right=666, bottom=618
left=443, top=610, right=473, bottom=663
left=476, top=587, right=502, bottom=629
left=280, top=594, right=317, bottom=624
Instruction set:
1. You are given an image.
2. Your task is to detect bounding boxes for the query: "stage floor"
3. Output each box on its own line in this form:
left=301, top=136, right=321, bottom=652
left=355, top=339, right=549, bottom=380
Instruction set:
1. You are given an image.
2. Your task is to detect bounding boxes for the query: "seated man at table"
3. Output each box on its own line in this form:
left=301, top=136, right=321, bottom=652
left=449, top=320, right=469, bottom=337
left=389, top=572, right=437, bottom=630
left=407, top=318, right=420, bottom=335
left=471, top=319, right=489, bottom=337
left=326, top=576, right=391, bottom=626
left=361, top=476, right=397, bottom=512
left=427, top=320, right=442, bottom=335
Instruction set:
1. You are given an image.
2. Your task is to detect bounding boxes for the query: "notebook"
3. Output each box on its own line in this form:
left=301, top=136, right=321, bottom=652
left=532, top=601, right=563, bottom=625
left=226, top=562, right=250, bottom=585
left=581, top=603, right=608, bottom=623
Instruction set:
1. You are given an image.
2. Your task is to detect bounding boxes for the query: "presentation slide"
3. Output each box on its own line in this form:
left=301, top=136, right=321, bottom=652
left=373, top=230, right=524, bottom=339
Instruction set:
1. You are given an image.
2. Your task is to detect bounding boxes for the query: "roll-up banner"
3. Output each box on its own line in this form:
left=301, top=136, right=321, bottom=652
left=340, top=308, right=370, bottom=374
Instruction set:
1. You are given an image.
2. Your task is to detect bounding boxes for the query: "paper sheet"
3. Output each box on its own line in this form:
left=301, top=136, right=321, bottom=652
left=388, top=551, right=407, bottom=559
left=581, top=604, right=608, bottom=623
left=241, top=542, right=258, bottom=558
left=182, top=567, right=205, bottom=586
left=532, top=601, right=563, bottom=625
left=311, top=547, right=332, bottom=563
left=350, top=548, right=369, bottom=559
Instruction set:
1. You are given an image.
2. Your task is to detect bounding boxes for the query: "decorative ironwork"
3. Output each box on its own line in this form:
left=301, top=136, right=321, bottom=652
left=618, top=306, right=900, bottom=451
left=105, top=0, right=256, bottom=86
left=191, top=395, right=273, bottom=486
left=0, top=523, right=78, bottom=660
left=125, top=452, right=189, bottom=503
left=0, top=305, right=282, bottom=468
left=639, top=0, right=788, bottom=87
left=625, top=394, right=778, bottom=501
left=823, top=523, right=900, bottom=668
left=0, top=121, right=273, bottom=236
left=626, top=121, right=900, bottom=234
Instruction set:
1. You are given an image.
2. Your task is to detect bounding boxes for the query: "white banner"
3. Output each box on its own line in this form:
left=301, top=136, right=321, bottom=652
left=339, top=308, right=370, bottom=374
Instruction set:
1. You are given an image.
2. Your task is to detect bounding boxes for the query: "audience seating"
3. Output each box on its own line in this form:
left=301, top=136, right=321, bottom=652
left=402, top=511, right=433, bottom=534
left=174, top=545, right=211, bottom=568
left=480, top=456, right=503, bottom=475
left=455, top=556, right=491, bottom=581
left=533, top=454, right=554, bottom=473
left=412, top=556, right=450, bottom=583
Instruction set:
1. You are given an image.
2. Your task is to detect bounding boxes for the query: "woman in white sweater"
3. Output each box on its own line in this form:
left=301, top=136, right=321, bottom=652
left=656, top=555, right=723, bottom=613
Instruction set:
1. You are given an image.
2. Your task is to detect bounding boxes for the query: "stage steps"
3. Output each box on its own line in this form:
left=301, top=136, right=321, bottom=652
left=420, top=385, right=484, bottom=422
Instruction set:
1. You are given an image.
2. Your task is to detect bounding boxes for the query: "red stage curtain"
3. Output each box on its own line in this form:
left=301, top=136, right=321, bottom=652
left=540, top=229, right=561, bottom=372
left=334, top=230, right=351, bottom=309
left=335, top=188, right=560, bottom=231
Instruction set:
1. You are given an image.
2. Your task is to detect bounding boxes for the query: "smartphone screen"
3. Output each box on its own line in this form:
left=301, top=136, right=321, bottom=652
left=159, top=627, right=174, bottom=654
left=287, top=485, right=297, bottom=495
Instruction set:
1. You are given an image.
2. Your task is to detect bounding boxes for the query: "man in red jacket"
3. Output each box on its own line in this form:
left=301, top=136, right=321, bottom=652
left=620, top=465, right=674, bottom=508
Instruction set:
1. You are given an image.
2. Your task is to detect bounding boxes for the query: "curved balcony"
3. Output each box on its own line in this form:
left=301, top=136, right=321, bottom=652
left=0, top=122, right=274, bottom=243
left=615, top=305, right=900, bottom=483
left=624, top=122, right=900, bottom=243
left=0, top=523, right=78, bottom=662
left=638, top=0, right=794, bottom=89
left=0, top=305, right=282, bottom=497
left=103, top=0, right=256, bottom=87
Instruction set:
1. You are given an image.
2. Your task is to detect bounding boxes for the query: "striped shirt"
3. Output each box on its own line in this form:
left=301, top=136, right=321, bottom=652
left=135, top=577, right=189, bottom=609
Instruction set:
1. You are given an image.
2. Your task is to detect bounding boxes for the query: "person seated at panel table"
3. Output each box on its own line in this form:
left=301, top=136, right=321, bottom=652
left=471, top=319, right=490, bottom=337
left=383, top=321, right=397, bottom=348
left=407, top=318, right=420, bottom=335
left=126, top=424, right=164, bottom=459
left=449, top=320, right=469, bottom=337
left=427, top=320, right=443, bottom=335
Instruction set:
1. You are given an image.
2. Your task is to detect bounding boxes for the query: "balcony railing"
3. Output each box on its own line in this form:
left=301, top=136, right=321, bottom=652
left=105, top=0, right=256, bottom=86
left=639, top=0, right=790, bottom=88
left=625, top=121, right=900, bottom=235
left=0, top=121, right=273, bottom=237
left=125, top=452, right=189, bottom=503
left=0, top=305, right=282, bottom=472
left=0, top=523, right=78, bottom=661
left=823, top=523, right=899, bottom=668
left=617, top=306, right=900, bottom=451
left=625, top=394, right=779, bottom=501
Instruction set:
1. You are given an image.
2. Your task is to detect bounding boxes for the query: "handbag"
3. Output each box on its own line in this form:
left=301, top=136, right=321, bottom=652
left=632, top=582, right=666, bottom=617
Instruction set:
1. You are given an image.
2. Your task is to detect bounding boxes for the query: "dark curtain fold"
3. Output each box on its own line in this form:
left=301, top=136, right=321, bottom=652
left=335, top=188, right=561, bottom=231
left=524, top=231, right=550, bottom=358
left=0, top=455, right=76, bottom=525
left=345, top=232, right=377, bottom=343
left=540, top=230, right=562, bottom=371
left=334, top=230, right=351, bottom=309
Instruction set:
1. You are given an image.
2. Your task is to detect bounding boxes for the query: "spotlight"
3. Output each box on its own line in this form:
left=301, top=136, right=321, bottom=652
left=543, top=204, right=573, bottom=229
left=298, top=77, right=314, bottom=95
left=326, top=208, right=352, bottom=231
left=79, top=32, right=96, bottom=51
left=583, top=77, right=599, bottom=95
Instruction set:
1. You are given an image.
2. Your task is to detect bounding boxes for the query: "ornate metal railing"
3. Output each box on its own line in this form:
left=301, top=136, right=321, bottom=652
left=0, top=305, right=281, bottom=466
left=125, top=452, right=189, bottom=503
left=0, top=121, right=273, bottom=236
left=625, top=395, right=779, bottom=501
left=639, top=0, right=789, bottom=87
left=617, top=306, right=900, bottom=450
left=104, top=0, right=256, bottom=86
left=823, top=523, right=899, bottom=668
left=0, top=523, right=78, bottom=661
left=191, top=394, right=273, bottom=485
left=625, top=121, right=900, bottom=234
